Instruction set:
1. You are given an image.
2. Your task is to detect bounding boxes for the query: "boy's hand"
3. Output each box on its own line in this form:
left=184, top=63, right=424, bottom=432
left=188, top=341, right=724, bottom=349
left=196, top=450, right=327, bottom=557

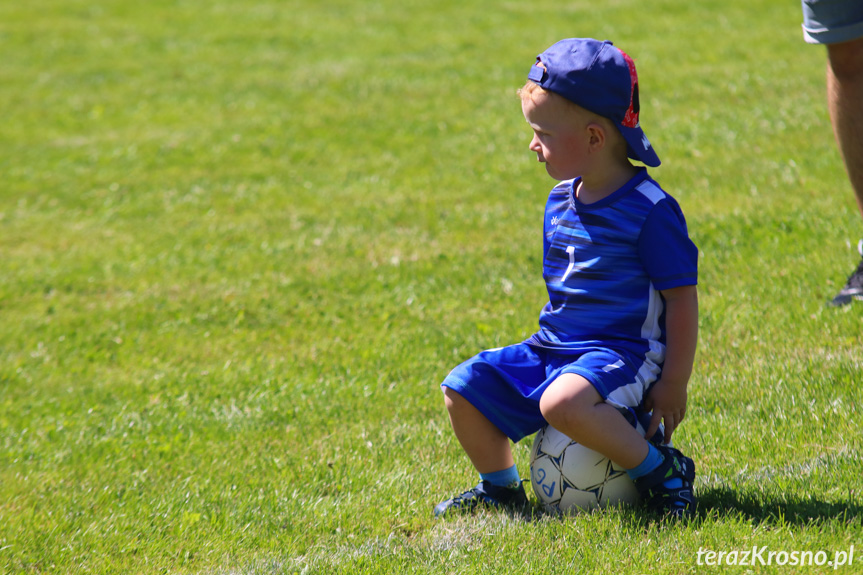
left=644, top=378, right=687, bottom=444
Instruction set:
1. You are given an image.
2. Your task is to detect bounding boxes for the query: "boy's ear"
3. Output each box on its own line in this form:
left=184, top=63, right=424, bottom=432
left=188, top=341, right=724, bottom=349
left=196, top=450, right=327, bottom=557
left=586, top=122, right=606, bottom=152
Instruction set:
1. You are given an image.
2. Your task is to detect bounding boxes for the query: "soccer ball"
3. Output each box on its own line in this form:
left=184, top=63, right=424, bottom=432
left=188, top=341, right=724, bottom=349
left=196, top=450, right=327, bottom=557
left=529, top=424, right=640, bottom=512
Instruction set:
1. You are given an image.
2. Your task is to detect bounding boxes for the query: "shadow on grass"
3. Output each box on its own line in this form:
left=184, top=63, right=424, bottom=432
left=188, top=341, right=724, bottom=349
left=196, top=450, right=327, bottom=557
left=695, top=486, right=863, bottom=525
left=500, top=486, right=862, bottom=528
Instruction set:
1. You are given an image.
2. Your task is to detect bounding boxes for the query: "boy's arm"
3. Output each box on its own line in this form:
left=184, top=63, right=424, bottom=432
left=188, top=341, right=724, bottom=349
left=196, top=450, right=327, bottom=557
left=644, top=284, right=698, bottom=443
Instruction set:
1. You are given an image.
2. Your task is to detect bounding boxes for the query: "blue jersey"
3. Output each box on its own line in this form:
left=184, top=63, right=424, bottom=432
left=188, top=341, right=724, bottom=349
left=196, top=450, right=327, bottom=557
left=526, top=168, right=698, bottom=373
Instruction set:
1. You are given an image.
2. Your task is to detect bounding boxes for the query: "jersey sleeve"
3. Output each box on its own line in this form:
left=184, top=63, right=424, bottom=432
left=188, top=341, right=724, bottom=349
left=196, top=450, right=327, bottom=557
left=637, top=198, right=698, bottom=291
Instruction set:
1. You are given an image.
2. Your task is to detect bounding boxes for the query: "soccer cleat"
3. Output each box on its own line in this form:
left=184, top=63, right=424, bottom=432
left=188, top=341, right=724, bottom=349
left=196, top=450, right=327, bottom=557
left=434, top=480, right=528, bottom=518
left=634, top=444, right=696, bottom=519
left=829, top=240, right=863, bottom=307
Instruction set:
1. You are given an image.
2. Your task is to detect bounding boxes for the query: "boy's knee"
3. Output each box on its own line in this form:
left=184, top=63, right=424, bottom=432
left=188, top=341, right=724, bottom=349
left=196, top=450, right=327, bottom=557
left=828, top=37, right=863, bottom=81
left=538, top=394, right=570, bottom=429
left=538, top=379, right=595, bottom=430
left=538, top=389, right=563, bottom=418
left=442, top=385, right=466, bottom=410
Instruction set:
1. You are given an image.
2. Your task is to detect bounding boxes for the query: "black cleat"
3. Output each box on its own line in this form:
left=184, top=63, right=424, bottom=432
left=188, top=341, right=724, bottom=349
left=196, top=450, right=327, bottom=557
left=829, top=241, right=863, bottom=307
left=635, top=445, right=696, bottom=519
left=434, top=480, right=528, bottom=518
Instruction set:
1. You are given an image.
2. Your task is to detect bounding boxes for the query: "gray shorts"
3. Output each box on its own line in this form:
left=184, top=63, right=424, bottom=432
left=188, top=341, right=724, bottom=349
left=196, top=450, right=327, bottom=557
left=802, top=0, right=863, bottom=44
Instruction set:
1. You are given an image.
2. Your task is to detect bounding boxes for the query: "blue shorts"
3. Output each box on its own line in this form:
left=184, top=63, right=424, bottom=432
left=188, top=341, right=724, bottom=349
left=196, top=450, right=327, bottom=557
left=441, top=342, right=660, bottom=442
left=802, top=0, right=863, bottom=44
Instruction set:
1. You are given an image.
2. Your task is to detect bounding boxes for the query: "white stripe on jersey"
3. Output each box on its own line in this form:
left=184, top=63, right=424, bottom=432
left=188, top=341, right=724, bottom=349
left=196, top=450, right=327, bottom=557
left=607, top=282, right=665, bottom=410
left=636, top=281, right=665, bottom=385
left=635, top=180, right=667, bottom=205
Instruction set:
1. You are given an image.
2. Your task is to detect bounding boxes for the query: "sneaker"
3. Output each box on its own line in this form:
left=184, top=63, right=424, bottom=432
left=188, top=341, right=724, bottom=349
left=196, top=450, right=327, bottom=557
left=433, top=480, right=528, bottom=518
left=829, top=240, right=863, bottom=307
left=634, top=445, right=696, bottom=519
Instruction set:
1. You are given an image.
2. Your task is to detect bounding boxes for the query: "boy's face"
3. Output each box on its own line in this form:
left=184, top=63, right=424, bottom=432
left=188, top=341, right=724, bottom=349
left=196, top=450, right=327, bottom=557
left=521, top=92, right=592, bottom=181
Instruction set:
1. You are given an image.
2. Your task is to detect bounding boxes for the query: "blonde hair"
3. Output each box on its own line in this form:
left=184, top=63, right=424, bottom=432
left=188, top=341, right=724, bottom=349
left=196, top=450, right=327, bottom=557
left=517, top=79, right=547, bottom=104
left=518, top=78, right=587, bottom=118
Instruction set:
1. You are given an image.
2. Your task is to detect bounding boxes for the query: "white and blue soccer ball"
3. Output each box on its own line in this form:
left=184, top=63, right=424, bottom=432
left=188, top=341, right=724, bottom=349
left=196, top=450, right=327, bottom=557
left=529, top=424, right=640, bottom=512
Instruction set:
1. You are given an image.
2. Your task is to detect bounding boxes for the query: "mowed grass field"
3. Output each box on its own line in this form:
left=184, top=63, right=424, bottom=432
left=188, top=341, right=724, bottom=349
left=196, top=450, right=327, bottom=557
left=2, top=0, right=862, bottom=573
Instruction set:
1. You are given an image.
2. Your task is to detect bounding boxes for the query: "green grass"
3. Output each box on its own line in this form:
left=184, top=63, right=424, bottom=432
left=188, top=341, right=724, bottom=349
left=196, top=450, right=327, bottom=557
left=2, top=0, right=862, bottom=573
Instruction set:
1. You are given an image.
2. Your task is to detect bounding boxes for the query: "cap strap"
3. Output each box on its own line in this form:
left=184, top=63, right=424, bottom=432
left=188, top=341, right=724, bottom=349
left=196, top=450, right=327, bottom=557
left=528, top=61, right=546, bottom=83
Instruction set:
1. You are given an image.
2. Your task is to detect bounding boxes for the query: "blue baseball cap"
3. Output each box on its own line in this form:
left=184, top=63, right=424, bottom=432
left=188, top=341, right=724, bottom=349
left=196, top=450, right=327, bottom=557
left=527, top=38, right=661, bottom=167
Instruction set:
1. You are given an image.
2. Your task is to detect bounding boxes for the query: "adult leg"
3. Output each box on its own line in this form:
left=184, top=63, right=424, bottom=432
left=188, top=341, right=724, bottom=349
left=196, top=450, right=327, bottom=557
left=827, top=36, right=863, bottom=217
left=826, top=37, right=863, bottom=306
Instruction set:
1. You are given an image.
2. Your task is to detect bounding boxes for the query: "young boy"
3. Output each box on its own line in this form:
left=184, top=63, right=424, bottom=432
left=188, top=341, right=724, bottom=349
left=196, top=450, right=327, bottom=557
left=435, top=38, right=698, bottom=518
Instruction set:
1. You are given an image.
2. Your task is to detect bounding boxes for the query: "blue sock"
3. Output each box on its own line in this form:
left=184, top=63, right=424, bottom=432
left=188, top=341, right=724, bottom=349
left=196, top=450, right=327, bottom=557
left=480, top=465, right=521, bottom=489
left=627, top=444, right=683, bottom=489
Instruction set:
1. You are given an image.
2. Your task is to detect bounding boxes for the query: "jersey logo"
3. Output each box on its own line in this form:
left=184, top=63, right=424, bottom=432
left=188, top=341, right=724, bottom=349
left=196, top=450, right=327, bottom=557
left=561, top=246, right=600, bottom=283
left=550, top=216, right=560, bottom=226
